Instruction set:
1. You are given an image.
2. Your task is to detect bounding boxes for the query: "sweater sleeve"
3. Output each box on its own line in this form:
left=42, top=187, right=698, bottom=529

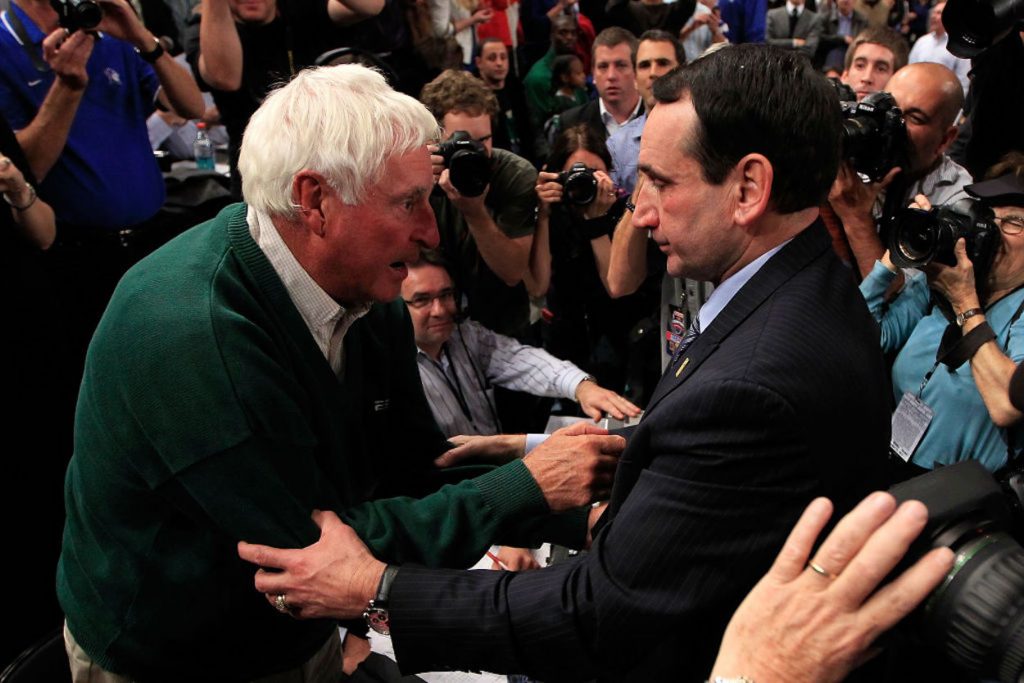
left=859, top=260, right=931, bottom=354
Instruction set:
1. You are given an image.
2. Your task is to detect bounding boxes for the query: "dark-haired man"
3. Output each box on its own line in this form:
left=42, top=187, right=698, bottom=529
left=607, top=29, right=683, bottom=193
left=475, top=37, right=535, bottom=161
left=237, top=45, right=892, bottom=682
left=556, top=26, right=643, bottom=142
left=403, top=255, right=638, bottom=436
left=523, top=14, right=579, bottom=128
left=839, top=26, right=907, bottom=101
left=420, top=69, right=537, bottom=338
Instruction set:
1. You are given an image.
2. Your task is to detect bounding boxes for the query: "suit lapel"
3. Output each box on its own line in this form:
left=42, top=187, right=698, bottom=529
left=642, top=221, right=831, bottom=417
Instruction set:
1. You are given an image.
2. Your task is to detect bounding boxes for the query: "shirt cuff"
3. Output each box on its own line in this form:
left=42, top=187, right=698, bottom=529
left=524, top=433, right=550, bottom=454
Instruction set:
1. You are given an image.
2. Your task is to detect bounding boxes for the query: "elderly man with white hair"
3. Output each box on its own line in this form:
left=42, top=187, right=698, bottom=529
left=56, top=64, right=623, bottom=682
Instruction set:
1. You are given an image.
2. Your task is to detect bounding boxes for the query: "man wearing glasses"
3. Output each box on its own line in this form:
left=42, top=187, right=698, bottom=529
left=403, top=251, right=639, bottom=439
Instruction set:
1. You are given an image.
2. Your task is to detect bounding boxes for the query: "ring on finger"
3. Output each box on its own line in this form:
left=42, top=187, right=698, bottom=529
left=273, top=593, right=290, bottom=613
left=807, top=561, right=837, bottom=580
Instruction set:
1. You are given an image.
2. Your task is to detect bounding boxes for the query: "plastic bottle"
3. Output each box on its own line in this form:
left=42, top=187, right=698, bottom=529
left=193, top=121, right=215, bottom=171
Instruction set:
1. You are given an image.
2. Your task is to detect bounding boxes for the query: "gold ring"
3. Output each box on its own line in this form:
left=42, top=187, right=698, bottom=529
left=807, top=561, right=836, bottom=580
left=274, top=593, right=289, bottom=613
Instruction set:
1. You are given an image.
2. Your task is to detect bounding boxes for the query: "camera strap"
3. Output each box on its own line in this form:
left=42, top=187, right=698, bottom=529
left=1, top=0, right=49, bottom=73
left=936, top=320, right=996, bottom=371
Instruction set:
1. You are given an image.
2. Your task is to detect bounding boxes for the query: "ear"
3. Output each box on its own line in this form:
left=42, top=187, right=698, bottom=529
left=731, top=153, right=773, bottom=228
left=292, top=171, right=329, bottom=237
left=937, top=124, right=959, bottom=156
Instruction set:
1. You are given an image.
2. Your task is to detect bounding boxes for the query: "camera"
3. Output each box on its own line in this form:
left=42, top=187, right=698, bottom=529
left=887, top=461, right=1024, bottom=682
left=556, top=162, right=598, bottom=206
left=943, top=0, right=1024, bottom=58
left=50, top=0, right=103, bottom=32
left=839, top=91, right=908, bottom=183
left=886, top=198, right=1000, bottom=286
left=436, top=131, right=490, bottom=198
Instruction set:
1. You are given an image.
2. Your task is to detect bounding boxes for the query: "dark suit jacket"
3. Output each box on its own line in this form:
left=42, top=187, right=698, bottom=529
left=388, top=223, right=892, bottom=682
left=766, top=6, right=822, bottom=57
left=816, top=8, right=869, bottom=67
left=556, top=98, right=644, bottom=144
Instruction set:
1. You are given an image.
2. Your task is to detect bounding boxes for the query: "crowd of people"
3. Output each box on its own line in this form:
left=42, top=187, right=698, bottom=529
left=2, top=0, right=1023, bottom=677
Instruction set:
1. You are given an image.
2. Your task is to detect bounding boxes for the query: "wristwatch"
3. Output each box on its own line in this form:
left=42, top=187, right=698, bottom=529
left=135, top=36, right=165, bottom=63
left=956, top=308, right=983, bottom=327
left=363, top=565, right=399, bottom=635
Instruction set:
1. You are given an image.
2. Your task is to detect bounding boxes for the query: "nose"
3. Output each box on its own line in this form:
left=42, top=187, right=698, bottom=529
left=414, top=205, right=440, bottom=249
left=632, top=182, right=657, bottom=231
left=429, top=295, right=448, bottom=316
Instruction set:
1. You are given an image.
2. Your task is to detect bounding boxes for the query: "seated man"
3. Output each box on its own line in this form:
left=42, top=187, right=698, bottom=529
left=404, top=252, right=640, bottom=437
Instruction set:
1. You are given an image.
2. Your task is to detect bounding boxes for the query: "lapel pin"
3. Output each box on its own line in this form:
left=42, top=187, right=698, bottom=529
left=675, top=357, right=690, bottom=378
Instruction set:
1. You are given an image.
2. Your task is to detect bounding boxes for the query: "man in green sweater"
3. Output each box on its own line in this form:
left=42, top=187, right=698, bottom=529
left=57, top=64, right=623, bottom=682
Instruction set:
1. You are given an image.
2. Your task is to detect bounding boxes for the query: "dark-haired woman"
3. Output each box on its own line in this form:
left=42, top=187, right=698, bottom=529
left=530, top=124, right=663, bottom=405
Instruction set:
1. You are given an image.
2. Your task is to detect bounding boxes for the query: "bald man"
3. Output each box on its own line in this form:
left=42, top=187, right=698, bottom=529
left=830, top=61, right=972, bottom=277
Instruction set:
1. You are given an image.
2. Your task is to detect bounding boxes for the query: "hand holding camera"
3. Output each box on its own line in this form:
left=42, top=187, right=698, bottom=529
left=41, top=25, right=95, bottom=91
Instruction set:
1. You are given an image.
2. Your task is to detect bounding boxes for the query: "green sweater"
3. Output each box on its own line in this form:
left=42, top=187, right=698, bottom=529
left=57, top=204, right=583, bottom=681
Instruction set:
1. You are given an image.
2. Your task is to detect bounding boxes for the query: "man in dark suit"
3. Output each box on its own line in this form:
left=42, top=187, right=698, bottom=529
left=766, top=0, right=822, bottom=58
left=239, top=45, right=893, bottom=682
left=556, top=27, right=644, bottom=142
left=816, top=0, right=869, bottom=69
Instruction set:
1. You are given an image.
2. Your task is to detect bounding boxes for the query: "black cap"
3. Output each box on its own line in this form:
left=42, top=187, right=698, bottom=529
left=965, top=173, right=1024, bottom=207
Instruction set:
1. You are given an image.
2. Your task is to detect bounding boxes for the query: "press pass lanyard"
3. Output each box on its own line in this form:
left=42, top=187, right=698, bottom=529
left=441, top=345, right=476, bottom=425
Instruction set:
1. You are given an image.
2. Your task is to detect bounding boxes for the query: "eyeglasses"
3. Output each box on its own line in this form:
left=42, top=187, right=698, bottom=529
left=403, top=288, right=457, bottom=309
left=995, top=215, right=1024, bottom=236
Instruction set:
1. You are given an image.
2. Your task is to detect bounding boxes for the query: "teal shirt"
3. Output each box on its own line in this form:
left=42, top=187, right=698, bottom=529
left=58, top=204, right=583, bottom=681
left=860, top=261, right=1024, bottom=471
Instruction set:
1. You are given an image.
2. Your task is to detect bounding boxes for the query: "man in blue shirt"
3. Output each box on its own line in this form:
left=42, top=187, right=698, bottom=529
left=0, top=0, right=204, bottom=407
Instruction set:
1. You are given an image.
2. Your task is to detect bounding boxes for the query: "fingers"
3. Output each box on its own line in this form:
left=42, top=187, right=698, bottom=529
left=434, top=443, right=471, bottom=467
left=237, top=540, right=292, bottom=572
left=879, top=166, right=902, bottom=190
left=808, top=491, right=897, bottom=579
left=582, top=403, right=603, bottom=421
left=767, top=497, right=833, bottom=582
left=310, top=508, right=343, bottom=531
left=834, top=499, right=931, bottom=606
left=909, top=193, right=931, bottom=211
left=555, top=421, right=610, bottom=437
left=858, top=546, right=954, bottom=636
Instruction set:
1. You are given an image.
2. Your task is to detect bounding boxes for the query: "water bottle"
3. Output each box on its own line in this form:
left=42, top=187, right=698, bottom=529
left=193, top=121, right=215, bottom=171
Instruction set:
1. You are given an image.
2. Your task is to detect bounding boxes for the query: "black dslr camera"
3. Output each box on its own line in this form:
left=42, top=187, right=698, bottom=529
left=839, top=91, right=908, bottom=183
left=50, top=0, right=103, bottom=32
left=436, top=131, right=490, bottom=198
left=556, top=162, right=598, bottom=206
left=887, top=198, right=1001, bottom=285
left=887, top=461, right=1024, bottom=683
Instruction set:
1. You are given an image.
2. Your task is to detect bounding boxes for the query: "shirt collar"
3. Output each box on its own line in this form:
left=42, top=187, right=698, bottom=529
left=785, top=2, right=803, bottom=14
left=599, top=96, right=643, bottom=131
left=247, top=206, right=369, bottom=361
left=698, top=238, right=792, bottom=332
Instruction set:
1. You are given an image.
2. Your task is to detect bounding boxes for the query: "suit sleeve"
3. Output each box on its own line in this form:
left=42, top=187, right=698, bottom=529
left=388, top=378, right=818, bottom=680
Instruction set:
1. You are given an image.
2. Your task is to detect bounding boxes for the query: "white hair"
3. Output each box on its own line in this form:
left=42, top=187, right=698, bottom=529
left=239, top=64, right=440, bottom=217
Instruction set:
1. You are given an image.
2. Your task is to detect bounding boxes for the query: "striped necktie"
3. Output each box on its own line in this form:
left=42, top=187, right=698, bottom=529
left=671, top=315, right=701, bottom=366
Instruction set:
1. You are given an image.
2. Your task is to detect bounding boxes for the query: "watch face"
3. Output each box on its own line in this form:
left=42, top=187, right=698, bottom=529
left=364, top=606, right=390, bottom=635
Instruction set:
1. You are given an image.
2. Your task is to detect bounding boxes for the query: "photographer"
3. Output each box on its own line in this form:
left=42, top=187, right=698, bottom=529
left=859, top=156, right=1024, bottom=475
left=831, top=61, right=972, bottom=278
left=533, top=123, right=661, bottom=402
left=421, top=69, right=538, bottom=339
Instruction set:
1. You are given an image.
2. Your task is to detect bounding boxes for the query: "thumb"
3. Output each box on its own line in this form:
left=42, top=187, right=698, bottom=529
left=311, top=509, right=343, bottom=533
left=434, top=444, right=469, bottom=468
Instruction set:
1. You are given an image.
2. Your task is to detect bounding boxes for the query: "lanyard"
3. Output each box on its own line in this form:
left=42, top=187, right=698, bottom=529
left=2, top=0, right=48, bottom=72
left=440, top=345, right=476, bottom=425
